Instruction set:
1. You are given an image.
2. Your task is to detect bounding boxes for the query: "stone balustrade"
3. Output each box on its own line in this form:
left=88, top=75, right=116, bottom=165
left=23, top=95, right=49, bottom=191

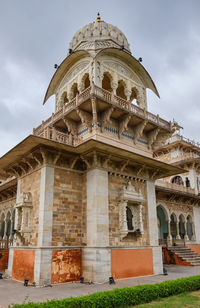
left=33, top=85, right=171, bottom=138
left=156, top=179, right=195, bottom=195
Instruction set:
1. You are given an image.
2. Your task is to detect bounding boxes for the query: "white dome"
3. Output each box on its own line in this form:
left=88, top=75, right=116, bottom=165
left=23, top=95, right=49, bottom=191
left=69, top=19, right=131, bottom=53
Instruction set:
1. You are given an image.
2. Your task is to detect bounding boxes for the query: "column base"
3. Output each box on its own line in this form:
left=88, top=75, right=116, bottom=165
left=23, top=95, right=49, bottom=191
left=82, top=247, right=111, bottom=283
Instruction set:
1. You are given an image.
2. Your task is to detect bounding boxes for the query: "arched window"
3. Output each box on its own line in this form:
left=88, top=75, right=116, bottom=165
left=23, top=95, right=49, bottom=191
left=82, top=73, right=90, bottom=89
left=126, top=206, right=133, bottom=230
left=185, top=177, right=190, bottom=187
left=116, top=80, right=126, bottom=99
left=130, top=87, right=138, bottom=105
left=171, top=176, right=184, bottom=185
left=102, top=72, right=112, bottom=92
left=71, top=83, right=79, bottom=99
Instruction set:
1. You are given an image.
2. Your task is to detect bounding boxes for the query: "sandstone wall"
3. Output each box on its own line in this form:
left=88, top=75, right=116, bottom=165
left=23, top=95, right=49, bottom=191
left=52, top=168, right=86, bottom=246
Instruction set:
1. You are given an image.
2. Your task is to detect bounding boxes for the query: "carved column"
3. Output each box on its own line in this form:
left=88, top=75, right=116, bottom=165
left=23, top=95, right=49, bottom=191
left=176, top=222, right=181, bottom=239
left=167, top=219, right=172, bottom=244
left=91, top=96, right=98, bottom=132
left=3, top=218, right=7, bottom=239
left=184, top=221, right=189, bottom=241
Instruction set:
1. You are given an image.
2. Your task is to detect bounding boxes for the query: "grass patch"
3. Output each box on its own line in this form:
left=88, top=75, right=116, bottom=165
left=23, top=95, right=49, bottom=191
left=136, top=290, right=200, bottom=307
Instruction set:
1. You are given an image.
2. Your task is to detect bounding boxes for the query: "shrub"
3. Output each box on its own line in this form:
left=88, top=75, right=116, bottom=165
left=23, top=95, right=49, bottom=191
left=11, top=275, right=200, bottom=308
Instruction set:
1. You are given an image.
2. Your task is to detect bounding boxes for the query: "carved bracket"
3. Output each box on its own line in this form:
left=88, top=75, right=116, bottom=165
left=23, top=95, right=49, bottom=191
left=99, top=106, right=114, bottom=132
left=77, top=109, right=93, bottom=132
left=63, top=117, right=78, bottom=136
left=118, top=114, right=132, bottom=138
left=147, top=128, right=160, bottom=149
left=133, top=120, right=147, bottom=144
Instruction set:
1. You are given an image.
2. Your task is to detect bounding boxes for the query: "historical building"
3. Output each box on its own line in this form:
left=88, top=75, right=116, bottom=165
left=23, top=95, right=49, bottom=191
left=1, top=14, right=200, bottom=285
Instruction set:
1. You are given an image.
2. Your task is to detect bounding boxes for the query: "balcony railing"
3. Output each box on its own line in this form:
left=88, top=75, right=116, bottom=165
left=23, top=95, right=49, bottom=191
left=156, top=180, right=195, bottom=194
left=0, top=238, right=13, bottom=249
left=168, top=134, right=200, bottom=149
left=34, top=85, right=171, bottom=136
left=171, top=152, right=200, bottom=163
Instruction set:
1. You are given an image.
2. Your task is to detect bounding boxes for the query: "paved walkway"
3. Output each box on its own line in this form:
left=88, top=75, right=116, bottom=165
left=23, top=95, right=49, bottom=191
left=1, top=265, right=200, bottom=307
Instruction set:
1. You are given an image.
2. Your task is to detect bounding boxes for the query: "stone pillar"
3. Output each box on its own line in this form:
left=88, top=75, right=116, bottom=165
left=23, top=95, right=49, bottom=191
left=6, top=247, right=14, bottom=277
left=193, top=206, right=200, bottom=243
left=176, top=220, right=180, bottom=239
left=184, top=222, right=188, bottom=241
left=146, top=180, right=163, bottom=275
left=189, top=169, right=198, bottom=194
left=82, top=168, right=111, bottom=283
left=167, top=219, right=172, bottom=244
left=34, top=166, right=54, bottom=286
left=3, top=218, right=7, bottom=239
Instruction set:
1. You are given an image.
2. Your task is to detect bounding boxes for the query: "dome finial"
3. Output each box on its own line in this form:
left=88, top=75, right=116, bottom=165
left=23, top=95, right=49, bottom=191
left=96, top=12, right=101, bottom=22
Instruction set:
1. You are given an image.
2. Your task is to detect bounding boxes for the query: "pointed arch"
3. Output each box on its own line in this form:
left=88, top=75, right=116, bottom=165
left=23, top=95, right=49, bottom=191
left=102, top=71, right=113, bottom=92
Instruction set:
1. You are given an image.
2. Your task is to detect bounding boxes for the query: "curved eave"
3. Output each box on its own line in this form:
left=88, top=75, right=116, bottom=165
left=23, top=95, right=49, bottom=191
left=43, top=50, right=92, bottom=105
left=95, top=48, right=160, bottom=98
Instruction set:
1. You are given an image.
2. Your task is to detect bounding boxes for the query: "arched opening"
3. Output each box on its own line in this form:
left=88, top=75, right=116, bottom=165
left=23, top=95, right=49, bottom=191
left=12, top=209, right=15, bottom=234
left=179, top=215, right=185, bottom=239
left=0, top=213, right=5, bottom=238
left=6, top=212, right=11, bottom=238
left=126, top=206, right=133, bottom=231
left=116, top=80, right=126, bottom=99
left=171, top=176, right=184, bottom=185
left=130, top=87, right=138, bottom=105
left=83, top=73, right=90, bottom=89
left=186, top=215, right=193, bottom=240
left=157, top=205, right=168, bottom=240
left=71, top=83, right=79, bottom=99
left=61, top=91, right=68, bottom=105
left=102, top=72, right=112, bottom=92
left=185, top=177, right=190, bottom=187
left=170, top=213, right=177, bottom=238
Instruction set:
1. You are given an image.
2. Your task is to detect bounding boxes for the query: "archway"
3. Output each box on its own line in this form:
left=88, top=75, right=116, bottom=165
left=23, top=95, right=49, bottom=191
left=186, top=215, right=193, bottom=240
left=116, top=80, right=126, bottom=99
left=157, top=205, right=168, bottom=240
left=82, top=73, right=90, bottom=90
left=71, top=83, right=79, bottom=99
left=0, top=213, right=5, bottom=239
left=171, top=176, right=184, bottom=185
left=170, top=213, right=177, bottom=239
left=6, top=212, right=11, bottom=238
left=102, top=72, right=112, bottom=92
left=179, top=214, right=185, bottom=239
left=130, top=87, right=138, bottom=105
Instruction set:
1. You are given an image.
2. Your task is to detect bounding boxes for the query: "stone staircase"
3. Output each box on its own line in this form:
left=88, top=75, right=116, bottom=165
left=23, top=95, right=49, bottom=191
left=169, top=246, right=200, bottom=266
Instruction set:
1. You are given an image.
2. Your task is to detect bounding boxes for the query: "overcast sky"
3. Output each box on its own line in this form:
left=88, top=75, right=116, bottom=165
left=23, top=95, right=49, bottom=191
left=0, top=0, right=200, bottom=156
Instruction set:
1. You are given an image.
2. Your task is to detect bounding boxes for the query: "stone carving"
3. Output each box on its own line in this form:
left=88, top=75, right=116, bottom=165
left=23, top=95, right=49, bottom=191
left=133, top=120, right=147, bottom=144
left=99, top=106, right=114, bottom=132
left=119, top=114, right=132, bottom=138
left=147, top=128, right=160, bottom=149
left=69, top=21, right=130, bottom=52
left=63, top=117, right=78, bottom=137
left=76, top=109, right=93, bottom=132
left=59, top=61, right=89, bottom=90
left=103, top=61, right=142, bottom=85
left=119, top=181, right=144, bottom=239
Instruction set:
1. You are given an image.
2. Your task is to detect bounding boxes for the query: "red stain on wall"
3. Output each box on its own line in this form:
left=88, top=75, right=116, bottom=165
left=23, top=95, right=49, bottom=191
left=51, top=249, right=81, bottom=284
left=111, top=249, right=153, bottom=279
left=188, top=245, right=200, bottom=256
left=0, top=250, right=9, bottom=271
left=12, top=250, right=35, bottom=283
left=162, top=247, right=191, bottom=266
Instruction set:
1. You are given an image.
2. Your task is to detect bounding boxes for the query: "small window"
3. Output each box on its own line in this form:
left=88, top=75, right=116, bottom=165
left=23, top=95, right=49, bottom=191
left=186, top=177, right=190, bottom=187
left=126, top=206, right=133, bottom=230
